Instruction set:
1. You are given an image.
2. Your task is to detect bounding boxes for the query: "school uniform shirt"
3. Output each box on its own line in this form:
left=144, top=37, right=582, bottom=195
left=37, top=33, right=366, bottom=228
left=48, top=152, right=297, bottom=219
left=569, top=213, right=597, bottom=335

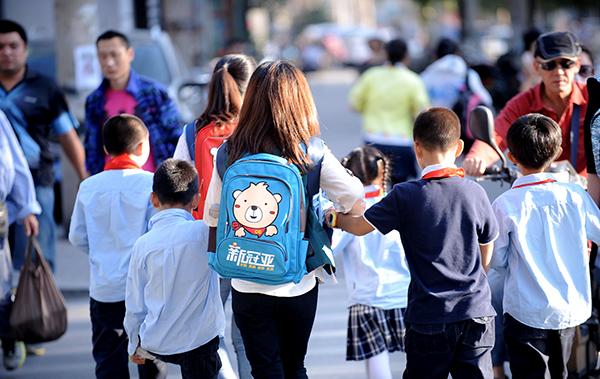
left=364, top=163, right=498, bottom=324
left=203, top=144, right=364, bottom=297
left=69, top=169, right=154, bottom=302
left=124, top=209, right=225, bottom=356
left=491, top=173, right=600, bottom=330
left=332, top=185, right=410, bottom=309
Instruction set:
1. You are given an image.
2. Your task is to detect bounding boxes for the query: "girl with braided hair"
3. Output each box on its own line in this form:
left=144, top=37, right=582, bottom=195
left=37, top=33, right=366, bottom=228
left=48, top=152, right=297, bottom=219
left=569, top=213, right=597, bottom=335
left=333, top=146, right=410, bottom=379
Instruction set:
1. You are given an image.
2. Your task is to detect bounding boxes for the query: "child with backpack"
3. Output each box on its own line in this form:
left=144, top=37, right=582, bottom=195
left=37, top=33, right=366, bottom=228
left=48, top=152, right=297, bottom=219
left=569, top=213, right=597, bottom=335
left=490, top=114, right=600, bottom=378
left=203, top=60, right=364, bottom=378
left=69, top=114, right=165, bottom=379
left=333, top=146, right=410, bottom=379
left=172, top=53, right=255, bottom=379
left=124, top=159, right=225, bottom=379
left=329, top=107, right=499, bottom=379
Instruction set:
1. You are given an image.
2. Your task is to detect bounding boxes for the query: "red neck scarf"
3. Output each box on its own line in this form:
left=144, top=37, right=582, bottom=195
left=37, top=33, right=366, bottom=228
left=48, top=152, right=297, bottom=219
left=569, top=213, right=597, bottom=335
left=104, top=154, right=141, bottom=171
left=422, top=167, right=465, bottom=180
left=365, top=186, right=384, bottom=199
left=512, top=178, right=556, bottom=189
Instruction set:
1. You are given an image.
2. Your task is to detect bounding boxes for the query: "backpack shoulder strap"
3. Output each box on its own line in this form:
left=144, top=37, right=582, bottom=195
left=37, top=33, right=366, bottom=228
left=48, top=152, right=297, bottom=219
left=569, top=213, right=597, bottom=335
left=570, top=104, right=581, bottom=168
left=216, top=141, right=229, bottom=179
left=184, top=121, right=196, bottom=161
left=306, top=137, right=325, bottom=199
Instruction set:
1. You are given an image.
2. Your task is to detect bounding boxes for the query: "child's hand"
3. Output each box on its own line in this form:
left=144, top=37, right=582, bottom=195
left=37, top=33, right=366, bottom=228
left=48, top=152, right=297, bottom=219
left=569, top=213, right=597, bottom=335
left=129, top=354, right=145, bottom=365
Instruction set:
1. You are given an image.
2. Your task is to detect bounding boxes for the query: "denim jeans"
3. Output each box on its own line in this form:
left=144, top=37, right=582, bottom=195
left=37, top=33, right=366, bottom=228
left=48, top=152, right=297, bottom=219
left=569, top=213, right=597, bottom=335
left=10, top=185, right=56, bottom=271
left=504, top=313, right=575, bottom=379
left=403, top=317, right=495, bottom=379
left=152, top=336, right=221, bottom=379
left=366, top=143, right=419, bottom=184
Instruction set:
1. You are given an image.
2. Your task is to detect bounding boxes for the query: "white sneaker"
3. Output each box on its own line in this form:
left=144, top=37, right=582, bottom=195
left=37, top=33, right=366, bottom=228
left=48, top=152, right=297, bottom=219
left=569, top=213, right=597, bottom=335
left=3, top=341, right=26, bottom=370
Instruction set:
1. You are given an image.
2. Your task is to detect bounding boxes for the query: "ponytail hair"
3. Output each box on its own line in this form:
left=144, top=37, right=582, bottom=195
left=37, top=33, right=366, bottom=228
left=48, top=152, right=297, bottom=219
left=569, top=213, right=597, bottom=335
left=196, top=54, right=256, bottom=131
left=341, top=146, right=391, bottom=192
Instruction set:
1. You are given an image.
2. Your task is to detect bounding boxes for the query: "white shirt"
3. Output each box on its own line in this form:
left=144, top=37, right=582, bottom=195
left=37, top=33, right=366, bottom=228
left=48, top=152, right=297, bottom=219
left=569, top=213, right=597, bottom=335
left=173, top=133, right=192, bottom=162
left=332, top=185, right=410, bottom=309
left=203, top=144, right=364, bottom=297
left=69, top=169, right=154, bottom=302
left=491, top=173, right=600, bottom=329
left=124, top=209, right=225, bottom=355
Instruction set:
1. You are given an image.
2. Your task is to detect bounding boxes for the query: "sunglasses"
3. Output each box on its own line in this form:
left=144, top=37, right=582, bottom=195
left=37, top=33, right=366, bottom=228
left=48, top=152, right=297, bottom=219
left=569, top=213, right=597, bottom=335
left=579, top=64, right=595, bottom=77
left=538, top=59, right=577, bottom=71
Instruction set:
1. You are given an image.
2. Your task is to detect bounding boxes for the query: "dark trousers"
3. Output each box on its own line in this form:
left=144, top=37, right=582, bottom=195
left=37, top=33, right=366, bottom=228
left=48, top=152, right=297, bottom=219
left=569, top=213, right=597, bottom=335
left=403, top=317, right=495, bottom=379
left=366, top=143, right=418, bottom=184
left=152, top=336, right=221, bottom=379
left=90, top=299, right=166, bottom=379
left=232, top=284, right=319, bottom=379
left=504, top=313, right=576, bottom=379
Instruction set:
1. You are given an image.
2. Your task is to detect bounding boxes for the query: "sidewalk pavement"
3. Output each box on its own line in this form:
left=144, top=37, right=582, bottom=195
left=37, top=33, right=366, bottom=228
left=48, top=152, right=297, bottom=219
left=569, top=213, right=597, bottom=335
left=54, top=233, right=90, bottom=294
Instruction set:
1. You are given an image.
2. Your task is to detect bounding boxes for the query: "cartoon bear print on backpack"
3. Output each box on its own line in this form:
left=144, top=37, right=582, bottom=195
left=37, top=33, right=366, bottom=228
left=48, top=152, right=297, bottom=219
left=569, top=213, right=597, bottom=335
left=231, top=182, right=282, bottom=238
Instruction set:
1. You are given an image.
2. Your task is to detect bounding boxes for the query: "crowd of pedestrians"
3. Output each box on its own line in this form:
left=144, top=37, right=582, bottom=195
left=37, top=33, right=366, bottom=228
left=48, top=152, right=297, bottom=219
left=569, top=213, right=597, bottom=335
left=2, top=15, right=600, bottom=379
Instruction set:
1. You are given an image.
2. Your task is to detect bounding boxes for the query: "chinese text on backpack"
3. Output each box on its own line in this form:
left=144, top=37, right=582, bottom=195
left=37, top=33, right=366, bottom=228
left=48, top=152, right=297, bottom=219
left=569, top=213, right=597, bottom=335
left=209, top=138, right=327, bottom=285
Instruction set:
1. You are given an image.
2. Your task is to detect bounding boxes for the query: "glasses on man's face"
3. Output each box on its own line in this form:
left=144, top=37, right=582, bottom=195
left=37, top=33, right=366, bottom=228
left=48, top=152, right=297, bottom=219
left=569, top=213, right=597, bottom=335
left=538, top=59, right=577, bottom=71
left=579, top=64, right=595, bottom=78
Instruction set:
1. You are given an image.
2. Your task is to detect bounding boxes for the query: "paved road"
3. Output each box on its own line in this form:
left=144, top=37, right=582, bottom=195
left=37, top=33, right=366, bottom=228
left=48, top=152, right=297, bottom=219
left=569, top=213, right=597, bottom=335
left=0, top=69, right=407, bottom=378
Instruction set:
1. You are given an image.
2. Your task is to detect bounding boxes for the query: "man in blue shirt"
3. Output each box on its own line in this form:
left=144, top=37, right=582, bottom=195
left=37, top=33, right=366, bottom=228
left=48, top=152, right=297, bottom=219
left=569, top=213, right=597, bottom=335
left=84, top=30, right=182, bottom=175
left=0, top=19, right=86, bottom=272
left=0, top=109, right=40, bottom=370
left=330, top=108, right=498, bottom=379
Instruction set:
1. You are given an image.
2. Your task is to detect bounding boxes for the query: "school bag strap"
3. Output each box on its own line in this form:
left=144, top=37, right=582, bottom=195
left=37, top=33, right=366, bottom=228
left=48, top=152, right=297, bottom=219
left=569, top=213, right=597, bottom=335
left=184, top=121, right=196, bottom=161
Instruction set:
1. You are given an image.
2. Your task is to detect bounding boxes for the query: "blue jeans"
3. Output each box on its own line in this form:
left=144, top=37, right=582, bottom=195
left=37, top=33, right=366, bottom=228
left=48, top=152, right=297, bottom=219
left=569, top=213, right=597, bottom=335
left=366, top=143, right=418, bottom=184
left=403, top=317, right=495, bottom=379
left=11, top=185, right=55, bottom=271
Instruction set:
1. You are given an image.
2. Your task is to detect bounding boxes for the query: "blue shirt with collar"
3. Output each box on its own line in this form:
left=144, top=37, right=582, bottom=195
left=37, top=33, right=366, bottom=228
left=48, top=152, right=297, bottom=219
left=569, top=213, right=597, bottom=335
left=0, top=109, right=41, bottom=222
left=364, top=163, right=498, bottom=324
left=84, top=69, right=183, bottom=175
left=491, top=172, right=600, bottom=329
left=68, top=167, right=154, bottom=302
left=124, top=208, right=225, bottom=356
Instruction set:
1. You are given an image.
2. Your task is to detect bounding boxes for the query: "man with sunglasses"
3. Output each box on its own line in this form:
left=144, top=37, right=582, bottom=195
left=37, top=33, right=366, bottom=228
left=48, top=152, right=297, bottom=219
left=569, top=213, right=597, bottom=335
left=464, top=31, right=589, bottom=177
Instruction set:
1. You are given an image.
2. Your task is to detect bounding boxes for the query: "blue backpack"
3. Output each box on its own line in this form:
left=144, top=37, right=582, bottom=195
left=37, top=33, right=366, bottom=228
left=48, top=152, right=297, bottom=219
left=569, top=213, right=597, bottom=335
left=209, top=138, right=331, bottom=285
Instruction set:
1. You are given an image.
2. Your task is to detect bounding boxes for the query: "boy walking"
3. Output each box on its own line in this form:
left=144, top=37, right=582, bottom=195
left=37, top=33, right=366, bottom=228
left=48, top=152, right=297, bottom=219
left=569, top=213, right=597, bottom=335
left=330, top=107, right=498, bottom=379
left=124, top=159, right=225, bottom=379
left=491, top=114, right=600, bottom=378
left=69, top=114, right=164, bottom=378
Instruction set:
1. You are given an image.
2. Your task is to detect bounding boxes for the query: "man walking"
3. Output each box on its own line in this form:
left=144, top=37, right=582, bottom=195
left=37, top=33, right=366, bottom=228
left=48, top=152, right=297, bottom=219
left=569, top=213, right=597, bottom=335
left=0, top=19, right=86, bottom=272
left=84, top=30, right=182, bottom=175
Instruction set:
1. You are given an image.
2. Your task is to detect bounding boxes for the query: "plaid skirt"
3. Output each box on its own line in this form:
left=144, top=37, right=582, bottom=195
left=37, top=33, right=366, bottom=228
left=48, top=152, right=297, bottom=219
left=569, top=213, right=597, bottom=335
left=346, top=304, right=406, bottom=361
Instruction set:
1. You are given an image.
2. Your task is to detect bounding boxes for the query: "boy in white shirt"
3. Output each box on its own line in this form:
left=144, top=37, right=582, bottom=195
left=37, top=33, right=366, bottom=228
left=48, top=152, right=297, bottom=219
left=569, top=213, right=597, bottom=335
left=491, top=113, right=600, bottom=378
left=125, top=158, right=225, bottom=379
left=69, top=114, right=164, bottom=378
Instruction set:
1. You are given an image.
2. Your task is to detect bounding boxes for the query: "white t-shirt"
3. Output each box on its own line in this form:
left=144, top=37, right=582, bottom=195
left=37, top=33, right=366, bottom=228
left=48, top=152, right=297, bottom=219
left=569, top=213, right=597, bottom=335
left=203, top=143, right=364, bottom=297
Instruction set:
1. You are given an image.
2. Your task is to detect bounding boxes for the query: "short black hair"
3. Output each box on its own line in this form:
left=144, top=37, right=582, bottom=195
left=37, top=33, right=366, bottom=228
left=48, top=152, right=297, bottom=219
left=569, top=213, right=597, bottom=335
left=0, top=19, right=27, bottom=45
left=96, top=30, right=130, bottom=48
left=102, top=114, right=148, bottom=156
left=386, top=38, right=408, bottom=65
left=153, top=159, right=199, bottom=206
left=506, top=113, right=561, bottom=170
left=413, top=107, right=461, bottom=151
left=436, top=38, right=459, bottom=59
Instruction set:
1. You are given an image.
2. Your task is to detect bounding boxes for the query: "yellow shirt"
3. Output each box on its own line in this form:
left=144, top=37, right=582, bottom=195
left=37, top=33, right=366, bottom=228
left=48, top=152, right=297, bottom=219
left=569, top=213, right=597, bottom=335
left=349, top=65, right=429, bottom=143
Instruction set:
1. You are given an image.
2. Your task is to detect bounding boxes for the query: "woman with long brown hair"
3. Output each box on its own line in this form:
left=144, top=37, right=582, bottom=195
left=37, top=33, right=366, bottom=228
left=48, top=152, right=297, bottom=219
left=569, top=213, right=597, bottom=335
left=203, top=61, right=364, bottom=378
left=173, top=53, right=255, bottom=379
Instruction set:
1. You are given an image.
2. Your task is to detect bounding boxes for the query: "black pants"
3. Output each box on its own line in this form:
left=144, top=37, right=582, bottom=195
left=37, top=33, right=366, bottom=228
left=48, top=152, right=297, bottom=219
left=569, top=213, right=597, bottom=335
left=152, top=336, right=221, bottom=379
left=504, top=313, right=576, bottom=379
left=90, top=299, right=166, bottom=379
left=232, top=284, right=319, bottom=379
left=403, top=317, right=495, bottom=379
